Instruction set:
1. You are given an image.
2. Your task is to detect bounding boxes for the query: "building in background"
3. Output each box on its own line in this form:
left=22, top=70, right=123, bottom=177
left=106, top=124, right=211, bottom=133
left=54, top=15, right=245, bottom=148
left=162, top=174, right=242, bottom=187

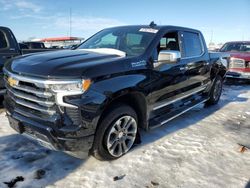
left=31, top=37, right=84, bottom=48
left=208, top=42, right=224, bottom=51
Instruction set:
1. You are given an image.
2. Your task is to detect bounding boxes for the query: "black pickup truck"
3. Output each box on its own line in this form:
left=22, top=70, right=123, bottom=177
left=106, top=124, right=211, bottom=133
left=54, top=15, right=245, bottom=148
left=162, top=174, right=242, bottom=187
left=0, top=26, right=59, bottom=96
left=4, top=24, right=228, bottom=160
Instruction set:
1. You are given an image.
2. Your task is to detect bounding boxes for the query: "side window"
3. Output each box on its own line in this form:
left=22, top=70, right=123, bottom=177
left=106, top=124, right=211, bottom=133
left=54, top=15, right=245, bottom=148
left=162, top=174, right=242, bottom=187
left=183, top=32, right=203, bottom=57
left=158, top=32, right=180, bottom=52
left=152, top=31, right=180, bottom=61
left=0, top=30, right=8, bottom=49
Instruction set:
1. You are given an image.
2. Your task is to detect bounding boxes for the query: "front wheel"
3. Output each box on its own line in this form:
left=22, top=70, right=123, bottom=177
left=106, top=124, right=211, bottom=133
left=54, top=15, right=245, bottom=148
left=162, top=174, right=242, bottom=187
left=206, top=75, right=223, bottom=105
left=92, top=105, right=138, bottom=160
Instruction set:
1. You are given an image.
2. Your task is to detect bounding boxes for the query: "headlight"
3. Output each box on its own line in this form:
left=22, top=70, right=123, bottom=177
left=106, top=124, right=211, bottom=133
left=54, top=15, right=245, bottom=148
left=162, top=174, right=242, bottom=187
left=229, top=58, right=245, bottom=68
left=47, top=79, right=91, bottom=108
left=50, top=82, right=83, bottom=92
left=49, top=79, right=91, bottom=93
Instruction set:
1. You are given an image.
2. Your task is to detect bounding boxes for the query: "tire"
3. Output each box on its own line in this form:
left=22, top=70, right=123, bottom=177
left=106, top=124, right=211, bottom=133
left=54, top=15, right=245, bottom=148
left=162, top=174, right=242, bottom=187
left=0, top=95, right=4, bottom=107
left=206, top=75, right=223, bottom=105
left=92, top=104, right=138, bottom=160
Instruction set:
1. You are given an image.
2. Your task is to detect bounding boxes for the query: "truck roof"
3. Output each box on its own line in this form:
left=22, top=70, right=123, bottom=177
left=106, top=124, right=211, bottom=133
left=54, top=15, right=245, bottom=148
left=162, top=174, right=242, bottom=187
left=105, top=25, right=201, bottom=33
left=224, top=41, right=250, bottom=44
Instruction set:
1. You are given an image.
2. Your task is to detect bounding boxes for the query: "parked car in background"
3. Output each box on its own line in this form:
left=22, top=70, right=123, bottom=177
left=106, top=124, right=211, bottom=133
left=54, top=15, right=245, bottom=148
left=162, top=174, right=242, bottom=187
left=0, top=26, right=61, bottom=97
left=220, top=41, right=250, bottom=80
left=22, top=42, right=46, bottom=49
left=19, top=43, right=29, bottom=49
left=3, top=24, right=228, bottom=160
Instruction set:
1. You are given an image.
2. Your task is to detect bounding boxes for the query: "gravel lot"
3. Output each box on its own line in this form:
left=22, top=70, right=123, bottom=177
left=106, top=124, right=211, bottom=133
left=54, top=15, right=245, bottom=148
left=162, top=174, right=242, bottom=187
left=0, top=84, right=250, bottom=188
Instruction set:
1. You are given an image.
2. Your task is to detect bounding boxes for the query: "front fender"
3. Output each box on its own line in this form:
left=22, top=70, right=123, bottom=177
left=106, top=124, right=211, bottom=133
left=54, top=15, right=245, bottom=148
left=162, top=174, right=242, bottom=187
left=64, top=74, right=150, bottom=129
left=92, top=74, right=150, bottom=95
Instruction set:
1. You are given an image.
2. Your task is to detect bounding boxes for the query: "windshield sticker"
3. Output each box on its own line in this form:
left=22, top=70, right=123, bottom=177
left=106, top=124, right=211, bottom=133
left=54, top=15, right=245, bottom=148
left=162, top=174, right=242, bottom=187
left=131, top=60, right=146, bottom=68
left=139, top=28, right=158, bottom=33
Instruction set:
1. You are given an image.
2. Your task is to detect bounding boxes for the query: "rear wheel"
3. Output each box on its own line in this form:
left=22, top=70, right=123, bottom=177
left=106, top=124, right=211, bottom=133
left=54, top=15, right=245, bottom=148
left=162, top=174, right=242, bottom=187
left=92, top=105, right=138, bottom=160
left=206, top=75, right=223, bottom=105
left=0, top=95, right=4, bottom=107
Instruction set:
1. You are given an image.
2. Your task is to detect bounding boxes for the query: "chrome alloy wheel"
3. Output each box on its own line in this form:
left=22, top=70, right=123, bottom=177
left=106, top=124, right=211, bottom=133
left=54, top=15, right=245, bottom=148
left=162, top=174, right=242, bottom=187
left=106, top=115, right=137, bottom=157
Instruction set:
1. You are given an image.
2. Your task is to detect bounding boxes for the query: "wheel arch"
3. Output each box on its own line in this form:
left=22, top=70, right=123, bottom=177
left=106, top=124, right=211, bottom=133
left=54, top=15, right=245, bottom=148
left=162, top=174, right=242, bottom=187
left=210, top=63, right=227, bottom=81
left=96, top=90, right=148, bottom=131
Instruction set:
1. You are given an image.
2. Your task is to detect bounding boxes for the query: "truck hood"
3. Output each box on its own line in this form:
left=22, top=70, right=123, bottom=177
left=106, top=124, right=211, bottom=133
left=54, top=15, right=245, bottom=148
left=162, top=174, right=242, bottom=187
left=229, top=52, right=250, bottom=61
left=5, top=49, right=128, bottom=78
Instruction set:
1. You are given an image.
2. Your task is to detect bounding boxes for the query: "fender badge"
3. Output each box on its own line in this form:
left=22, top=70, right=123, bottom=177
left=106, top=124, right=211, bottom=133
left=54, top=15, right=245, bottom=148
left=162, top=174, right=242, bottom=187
left=131, top=60, right=146, bottom=68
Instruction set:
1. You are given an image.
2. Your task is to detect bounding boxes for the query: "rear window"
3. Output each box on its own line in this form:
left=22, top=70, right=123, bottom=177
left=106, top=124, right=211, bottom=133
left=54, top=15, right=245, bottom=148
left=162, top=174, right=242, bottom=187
left=0, top=30, right=8, bottom=49
left=183, top=32, right=203, bottom=57
left=31, top=43, right=45, bottom=49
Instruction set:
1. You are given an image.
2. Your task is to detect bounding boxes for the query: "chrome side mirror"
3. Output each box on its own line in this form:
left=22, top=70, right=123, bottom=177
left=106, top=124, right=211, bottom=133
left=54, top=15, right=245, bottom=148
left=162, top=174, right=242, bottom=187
left=158, top=50, right=181, bottom=63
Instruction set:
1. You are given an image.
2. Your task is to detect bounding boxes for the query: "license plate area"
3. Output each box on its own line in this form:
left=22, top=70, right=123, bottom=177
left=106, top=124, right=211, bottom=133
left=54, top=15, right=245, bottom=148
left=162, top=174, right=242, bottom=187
left=8, top=116, right=25, bottom=134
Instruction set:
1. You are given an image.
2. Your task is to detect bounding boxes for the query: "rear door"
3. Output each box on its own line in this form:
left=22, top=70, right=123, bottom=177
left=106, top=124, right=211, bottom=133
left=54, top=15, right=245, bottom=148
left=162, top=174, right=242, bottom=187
left=181, top=31, right=211, bottom=90
left=149, top=30, right=191, bottom=118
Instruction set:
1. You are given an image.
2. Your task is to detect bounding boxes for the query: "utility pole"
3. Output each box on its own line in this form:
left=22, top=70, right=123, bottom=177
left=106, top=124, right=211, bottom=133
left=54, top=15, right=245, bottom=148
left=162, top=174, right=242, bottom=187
left=210, top=30, right=213, bottom=44
left=69, top=8, right=72, bottom=37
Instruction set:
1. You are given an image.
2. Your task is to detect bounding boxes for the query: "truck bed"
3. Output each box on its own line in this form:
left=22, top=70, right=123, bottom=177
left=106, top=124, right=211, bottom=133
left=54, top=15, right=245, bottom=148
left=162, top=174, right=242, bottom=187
left=209, top=51, right=230, bottom=68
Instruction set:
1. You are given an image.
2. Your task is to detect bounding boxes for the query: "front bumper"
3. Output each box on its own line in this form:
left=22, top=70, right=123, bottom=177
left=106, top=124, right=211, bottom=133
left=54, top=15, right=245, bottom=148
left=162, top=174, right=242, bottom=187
left=3, top=70, right=106, bottom=154
left=226, top=71, right=250, bottom=79
left=4, top=92, right=96, bottom=153
left=6, top=111, right=94, bottom=152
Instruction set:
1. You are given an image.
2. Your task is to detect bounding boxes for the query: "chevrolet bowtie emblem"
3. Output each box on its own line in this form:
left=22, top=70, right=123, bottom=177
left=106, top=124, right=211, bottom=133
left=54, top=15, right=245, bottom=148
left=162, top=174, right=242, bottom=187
left=7, top=77, right=19, bottom=87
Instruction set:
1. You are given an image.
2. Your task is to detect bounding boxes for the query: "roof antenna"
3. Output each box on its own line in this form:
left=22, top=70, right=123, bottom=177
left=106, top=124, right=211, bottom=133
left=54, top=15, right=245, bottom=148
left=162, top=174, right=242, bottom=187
left=149, top=21, right=157, bottom=28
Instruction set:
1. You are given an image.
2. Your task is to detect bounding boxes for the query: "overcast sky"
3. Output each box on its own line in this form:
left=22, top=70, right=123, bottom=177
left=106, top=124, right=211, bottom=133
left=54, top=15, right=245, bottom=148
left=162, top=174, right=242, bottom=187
left=0, top=0, right=249, bottom=44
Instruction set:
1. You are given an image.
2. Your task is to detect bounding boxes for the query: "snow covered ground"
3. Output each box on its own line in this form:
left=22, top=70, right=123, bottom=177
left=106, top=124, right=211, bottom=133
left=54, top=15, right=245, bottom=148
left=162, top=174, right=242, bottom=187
left=0, top=84, right=250, bottom=188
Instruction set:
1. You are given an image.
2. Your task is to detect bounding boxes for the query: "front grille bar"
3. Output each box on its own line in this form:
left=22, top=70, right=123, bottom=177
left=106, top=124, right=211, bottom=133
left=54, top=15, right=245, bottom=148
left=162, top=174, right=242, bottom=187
left=7, top=85, right=54, bottom=107
left=229, top=61, right=245, bottom=68
left=9, top=94, right=56, bottom=115
left=4, top=77, right=52, bottom=98
left=4, top=69, right=82, bottom=114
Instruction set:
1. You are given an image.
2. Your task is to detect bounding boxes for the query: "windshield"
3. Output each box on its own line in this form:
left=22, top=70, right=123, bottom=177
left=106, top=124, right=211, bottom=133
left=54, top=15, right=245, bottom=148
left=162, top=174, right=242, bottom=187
left=220, top=42, right=250, bottom=52
left=77, top=27, right=157, bottom=57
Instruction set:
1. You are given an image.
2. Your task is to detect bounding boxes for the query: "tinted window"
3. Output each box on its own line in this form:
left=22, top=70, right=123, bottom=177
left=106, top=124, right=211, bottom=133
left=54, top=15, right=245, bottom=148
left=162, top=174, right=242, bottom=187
left=31, top=43, right=44, bottom=49
left=220, top=42, right=250, bottom=52
left=0, top=30, right=8, bottom=49
left=159, top=32, right=179, bottom=51
left=183, top=32, right=202, bottom=57
left=24, top=42, right=45, bottom=49
left=19, top=43, right=29, bottom=49
left=94, top=33, right=117, bottom=48
left=126, top=33, right=142, bottom=46
left=160, top=37, right=178, bottom=48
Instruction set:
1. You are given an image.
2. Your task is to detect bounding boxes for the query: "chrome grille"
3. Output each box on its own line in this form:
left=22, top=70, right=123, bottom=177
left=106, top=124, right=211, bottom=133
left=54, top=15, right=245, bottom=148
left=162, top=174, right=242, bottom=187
left=229, top=59, right=245, bottom=68
left=4, top=73, right=56, bottom=116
